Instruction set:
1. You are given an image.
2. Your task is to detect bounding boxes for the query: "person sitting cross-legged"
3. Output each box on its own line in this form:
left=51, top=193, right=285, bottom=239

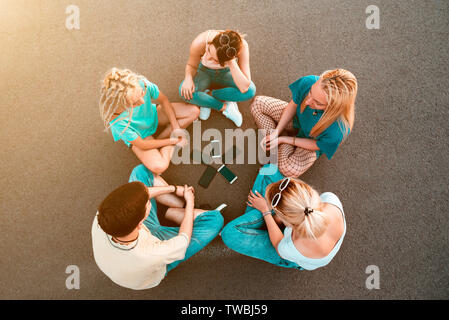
left=221, top=164, right=346, bottom=271
left=91, top=164, right=225, bottom=290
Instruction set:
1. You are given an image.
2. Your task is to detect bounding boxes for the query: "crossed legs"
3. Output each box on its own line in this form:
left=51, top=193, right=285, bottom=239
left=250, top=95, right=317, bottom=177
left=151, top=174, right=207, bottom=223
left=131, top=102, right=200, bottom=175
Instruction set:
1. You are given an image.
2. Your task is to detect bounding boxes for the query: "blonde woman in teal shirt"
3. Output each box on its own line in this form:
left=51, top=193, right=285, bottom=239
left=99, top=68, right=200, bottom=175
left=251, top=69, right=358, bottom=177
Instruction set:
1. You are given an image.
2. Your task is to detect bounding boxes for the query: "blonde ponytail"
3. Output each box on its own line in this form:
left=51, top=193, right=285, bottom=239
left=266, top=178, right=328, bottom=239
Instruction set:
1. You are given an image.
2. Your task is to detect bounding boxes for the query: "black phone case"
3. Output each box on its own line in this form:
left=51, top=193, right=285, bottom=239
left=198, top=165, right=217, bottom=188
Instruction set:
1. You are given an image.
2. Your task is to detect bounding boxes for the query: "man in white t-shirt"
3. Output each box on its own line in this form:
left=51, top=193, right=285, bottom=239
left=92, top=164, right=224, bottom=290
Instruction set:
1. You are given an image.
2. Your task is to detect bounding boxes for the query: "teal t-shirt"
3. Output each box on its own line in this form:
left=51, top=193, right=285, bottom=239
left=289, top=75, right=348, bottom=160
left=109, top=78, right=160, bottom=147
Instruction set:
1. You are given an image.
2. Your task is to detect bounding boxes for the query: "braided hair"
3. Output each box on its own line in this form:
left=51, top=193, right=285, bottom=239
left=99, top=68, right=144, bottom=132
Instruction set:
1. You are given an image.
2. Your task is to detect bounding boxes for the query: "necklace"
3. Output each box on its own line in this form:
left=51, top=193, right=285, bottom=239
left=112, top=234, right=139, bottom=244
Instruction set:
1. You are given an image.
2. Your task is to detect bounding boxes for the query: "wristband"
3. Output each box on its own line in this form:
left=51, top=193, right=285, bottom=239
left=187, top=63, right=198, bottom=70
left=262, top=210, right=272, bottom=217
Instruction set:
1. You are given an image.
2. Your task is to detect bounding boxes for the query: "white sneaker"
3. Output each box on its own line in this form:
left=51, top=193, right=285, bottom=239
left=215, top=203, right=227, bottom=237
left=199, top=107, right=211, bottom=120
left=214, top=203, right=228, bottom=212
left=199, top=89, right=212, bottom=120
left=222, top=101, right=242, bottom=127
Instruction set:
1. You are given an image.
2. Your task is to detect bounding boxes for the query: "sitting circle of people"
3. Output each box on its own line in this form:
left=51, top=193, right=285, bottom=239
left=92, top=29, right=358, bottom=290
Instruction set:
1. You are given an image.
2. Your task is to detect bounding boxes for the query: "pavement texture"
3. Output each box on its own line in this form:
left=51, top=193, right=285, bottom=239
left=0, top=0, right=448, bottom=299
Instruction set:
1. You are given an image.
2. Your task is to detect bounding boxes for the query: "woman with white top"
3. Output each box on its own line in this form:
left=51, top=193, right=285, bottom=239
left=221, top=164, right=346, bottom=270
left=179, top=29, right=256, bottom=127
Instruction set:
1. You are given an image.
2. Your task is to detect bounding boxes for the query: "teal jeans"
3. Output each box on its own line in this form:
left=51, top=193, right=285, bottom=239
left=221, top=164, right=303, bottom=270
left=129, top=164, right=224, bottom=273
left=179, top=62, right=256, bottom=110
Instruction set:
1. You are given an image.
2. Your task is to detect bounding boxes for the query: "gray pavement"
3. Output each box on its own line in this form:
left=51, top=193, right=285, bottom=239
left=0, top=0, right=448, bottom=299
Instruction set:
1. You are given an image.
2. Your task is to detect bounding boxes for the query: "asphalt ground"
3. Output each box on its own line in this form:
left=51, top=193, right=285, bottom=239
left=0, top=0, right=448, bottom=299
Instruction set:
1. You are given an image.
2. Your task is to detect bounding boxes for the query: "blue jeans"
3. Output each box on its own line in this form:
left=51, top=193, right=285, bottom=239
left=221, top=165, right=303, bottom=270
left=179, top=62, right=256, bottom=110
left=129, top=164, right=224, bottom=273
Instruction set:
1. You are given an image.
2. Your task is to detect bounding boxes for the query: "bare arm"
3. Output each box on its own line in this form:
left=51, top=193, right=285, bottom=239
left=153, top=92, right=180, bottom=131
left=184, top=33, right=205, bottom=80
left=261, top=99, right=299, bottom=150
left=264, top=214, right=284, bottom=253
left=276, top=100, right=298, bottom=133
left=279, top=136, right=320, bottom=151
left=147, top=185, right=176, bottom=199
left=181, top=32, right=206, bottom=100
left=247, top=190, right=283, bottom=254
left=179, top=186, right=195, bottom=241
left=226, top=40, right=251, bottom=92
left=130, top=136, right=178, bottom=151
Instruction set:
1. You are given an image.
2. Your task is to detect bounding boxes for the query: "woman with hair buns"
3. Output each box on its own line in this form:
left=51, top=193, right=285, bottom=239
left=99, top=68, right=200, bottom=175
left=252, top=69, right=358, bottom=177
left=179, top=29, right=256, bottom=127
left=221, top=164, right=346, bottom=270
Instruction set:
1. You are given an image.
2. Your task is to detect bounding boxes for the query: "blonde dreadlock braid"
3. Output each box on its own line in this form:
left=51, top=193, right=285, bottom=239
left=99, top=68, right=144, bottom=132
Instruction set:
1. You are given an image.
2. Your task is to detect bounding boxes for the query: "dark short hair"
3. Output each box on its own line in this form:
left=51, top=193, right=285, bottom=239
left=210, top=30, right=243, bottom=67
left=97, top=181, right=149, bottom=237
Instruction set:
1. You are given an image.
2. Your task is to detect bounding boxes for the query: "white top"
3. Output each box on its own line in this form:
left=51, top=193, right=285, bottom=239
left=91, top=214, right=189, bottom=290
left=201, top=30, right=227, bottom=70
left=277, top=192, right=346, bottom=270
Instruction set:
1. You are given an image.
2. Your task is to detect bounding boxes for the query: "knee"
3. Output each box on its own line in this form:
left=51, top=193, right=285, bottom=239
left=147, top=161, right=169, bottom=176
left=220, top=220, right=239, bottom=248
left=247, top=82, right=256, bottom=97
left=191, top=105, right=200, bottom=119
left=208, top=211, right=224, bottom=232
left=220, top=222, right=232, bottom=238
left=250, top=95, right=264, bottom=116
left=197, top=210, right=224, bottom=236
left=240, top=82, right=256, bottom=97
left=278, top=161, right=301, bottom=178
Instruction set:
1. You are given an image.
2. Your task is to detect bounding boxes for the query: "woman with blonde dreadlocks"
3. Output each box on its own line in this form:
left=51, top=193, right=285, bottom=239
left=252, top=69, right=358, bottom=177
left=100, top=68, right=200, bottom=175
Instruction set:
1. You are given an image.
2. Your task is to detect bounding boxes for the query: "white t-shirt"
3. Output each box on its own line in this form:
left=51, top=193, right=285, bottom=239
left=91, top=215, right=189, bottom=290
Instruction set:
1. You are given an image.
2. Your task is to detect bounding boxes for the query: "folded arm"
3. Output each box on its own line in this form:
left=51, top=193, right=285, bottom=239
left=279, top=136, right=320, bottom=151
left=226, top=40, right=251, bottom=93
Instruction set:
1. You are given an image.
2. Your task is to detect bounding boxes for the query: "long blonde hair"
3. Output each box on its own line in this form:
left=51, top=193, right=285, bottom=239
left=99, top=68, right=144, bottom=132
left=301, top=69, right=357, bottom=138
left=265, top=178, right=328, bottom=239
